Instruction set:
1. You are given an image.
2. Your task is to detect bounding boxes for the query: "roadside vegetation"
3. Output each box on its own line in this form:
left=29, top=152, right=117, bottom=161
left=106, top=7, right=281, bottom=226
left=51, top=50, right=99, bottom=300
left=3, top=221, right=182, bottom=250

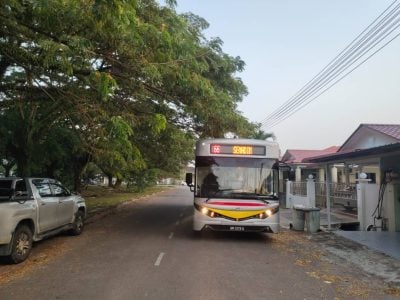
left=82, top=184, right=172, bottom=213
left=0, top=0, right=272, bottom=191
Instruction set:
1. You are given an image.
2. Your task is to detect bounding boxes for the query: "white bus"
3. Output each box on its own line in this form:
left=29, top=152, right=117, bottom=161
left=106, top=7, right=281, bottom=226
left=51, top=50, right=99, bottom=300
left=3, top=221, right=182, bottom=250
left=186, top=138, right=280, bottom=233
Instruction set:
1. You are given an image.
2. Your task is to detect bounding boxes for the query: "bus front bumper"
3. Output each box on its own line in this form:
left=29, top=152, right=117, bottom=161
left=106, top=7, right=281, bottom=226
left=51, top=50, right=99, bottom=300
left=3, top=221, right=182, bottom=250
left=193, top=209, right=280, bottom=233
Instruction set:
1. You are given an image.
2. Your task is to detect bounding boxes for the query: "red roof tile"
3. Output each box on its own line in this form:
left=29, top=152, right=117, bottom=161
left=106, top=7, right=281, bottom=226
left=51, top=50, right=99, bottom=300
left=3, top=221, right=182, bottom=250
left=338, top=123, right=400, bottom=152
left=282, top=146, right=339, bottom=163
left=365, top=124, right=400, bottom=140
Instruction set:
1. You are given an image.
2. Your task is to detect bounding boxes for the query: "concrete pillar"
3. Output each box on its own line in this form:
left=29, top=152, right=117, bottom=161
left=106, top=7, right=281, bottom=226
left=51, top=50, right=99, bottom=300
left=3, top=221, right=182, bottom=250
left=356, top=173, right=371, bottom=231
left=295, top=167, right=302, bottom=182
left=325, top=165, right=332, bottom=230
left=331, top=166, right=338, bottom=183
left=344, top=165, right=350, bottom=185
left=306, top=175, right=316, bottom=207
left=318, top=168, right=325, bottom=182
left=286, top=180, right=292, bottom=208
left=341, top=167, right=346, bottom=183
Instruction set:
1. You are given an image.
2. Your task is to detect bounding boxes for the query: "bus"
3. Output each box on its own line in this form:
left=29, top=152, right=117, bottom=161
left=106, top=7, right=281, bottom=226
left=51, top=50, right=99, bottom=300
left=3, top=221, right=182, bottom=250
left=186, top=138, right=280, bottom=233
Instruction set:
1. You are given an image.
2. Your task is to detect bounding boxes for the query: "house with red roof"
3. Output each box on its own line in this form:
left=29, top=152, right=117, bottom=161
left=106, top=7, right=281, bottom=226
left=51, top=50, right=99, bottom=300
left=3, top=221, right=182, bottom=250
left=302, top=124, right=400, bottom=233
left=304, top=124, right=400, bottom=185
left=339, top=124, right=400, bottom=152
left=281, top=146, right=339, bottom=182
left=282, top=124, right=400, bottom=184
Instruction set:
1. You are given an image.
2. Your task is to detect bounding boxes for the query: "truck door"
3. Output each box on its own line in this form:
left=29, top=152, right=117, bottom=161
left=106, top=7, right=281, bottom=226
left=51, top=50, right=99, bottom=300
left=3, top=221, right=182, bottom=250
left=32, top=179, right=60, bottom=232
left=50, top=183, right=74, bottom=226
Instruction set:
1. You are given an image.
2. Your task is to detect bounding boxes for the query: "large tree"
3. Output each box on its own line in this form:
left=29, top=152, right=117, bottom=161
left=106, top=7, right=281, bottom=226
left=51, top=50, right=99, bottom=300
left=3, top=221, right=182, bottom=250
left=0, top=0, right=256, bottom=188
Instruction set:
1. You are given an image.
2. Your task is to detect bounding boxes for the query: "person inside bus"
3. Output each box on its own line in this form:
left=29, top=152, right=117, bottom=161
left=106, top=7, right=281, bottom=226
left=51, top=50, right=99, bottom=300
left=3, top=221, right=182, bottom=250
left=201, top=172, right=219, bottom=197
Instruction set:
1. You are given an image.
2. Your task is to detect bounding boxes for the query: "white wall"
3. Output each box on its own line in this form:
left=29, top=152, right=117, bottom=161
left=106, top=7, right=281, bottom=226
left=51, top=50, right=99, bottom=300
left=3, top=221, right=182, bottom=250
left=358, top=182, right=398, bottom=231
left=341, top=127, right=398, bottom=152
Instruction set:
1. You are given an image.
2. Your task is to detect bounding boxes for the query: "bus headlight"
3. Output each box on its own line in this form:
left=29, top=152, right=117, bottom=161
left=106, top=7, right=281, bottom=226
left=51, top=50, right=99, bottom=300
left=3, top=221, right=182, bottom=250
left=195, top=204, right=221, bottom=218
left=259, top=206, right=279, bottom=219
left=201, top=207, right=209, bottom=215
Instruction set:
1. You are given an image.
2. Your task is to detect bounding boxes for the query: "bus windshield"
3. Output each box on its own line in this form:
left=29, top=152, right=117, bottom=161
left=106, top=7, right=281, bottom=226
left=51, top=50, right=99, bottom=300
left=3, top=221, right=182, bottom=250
left=195, top=156, right=278, bottom=200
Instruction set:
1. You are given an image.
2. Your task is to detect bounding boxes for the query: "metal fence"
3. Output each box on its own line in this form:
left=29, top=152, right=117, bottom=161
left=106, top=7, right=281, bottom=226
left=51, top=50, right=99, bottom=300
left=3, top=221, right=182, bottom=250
left=315, top=182, right=357, bottom=210
left=289, top=182, right=307, bottom=196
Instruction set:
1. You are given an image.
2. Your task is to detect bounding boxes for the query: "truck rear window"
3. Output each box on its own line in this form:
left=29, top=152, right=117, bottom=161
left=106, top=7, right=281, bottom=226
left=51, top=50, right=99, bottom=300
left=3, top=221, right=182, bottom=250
left=0, top=180, right=13, bottom=199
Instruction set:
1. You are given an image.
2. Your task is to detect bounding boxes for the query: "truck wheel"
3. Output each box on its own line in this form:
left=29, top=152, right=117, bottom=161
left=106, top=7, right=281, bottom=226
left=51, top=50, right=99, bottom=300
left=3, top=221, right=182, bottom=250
left=10, top=225, right=33, bottom=264
left=70, top=211, right=84, bottom=236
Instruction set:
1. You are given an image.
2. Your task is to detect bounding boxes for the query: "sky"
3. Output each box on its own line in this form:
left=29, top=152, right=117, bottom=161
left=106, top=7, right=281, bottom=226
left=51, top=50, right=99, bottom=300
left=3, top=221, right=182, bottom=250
left=175, top=0, right=400, bottom=153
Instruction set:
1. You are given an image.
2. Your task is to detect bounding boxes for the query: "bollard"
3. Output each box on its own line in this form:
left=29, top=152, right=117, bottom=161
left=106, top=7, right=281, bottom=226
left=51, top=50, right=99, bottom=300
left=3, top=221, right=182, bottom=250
left=291, top=206, right=305, bottom=231
left=304, top=208, right=320, bottom=233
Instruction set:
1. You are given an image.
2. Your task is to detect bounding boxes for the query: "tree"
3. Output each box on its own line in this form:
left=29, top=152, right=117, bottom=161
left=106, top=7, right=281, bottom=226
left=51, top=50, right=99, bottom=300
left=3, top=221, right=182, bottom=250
left=0, top=0, right=257, bottom=187
left=250, top=128, right=276, bottom=140
left=95, top=117, right=145, bottom=188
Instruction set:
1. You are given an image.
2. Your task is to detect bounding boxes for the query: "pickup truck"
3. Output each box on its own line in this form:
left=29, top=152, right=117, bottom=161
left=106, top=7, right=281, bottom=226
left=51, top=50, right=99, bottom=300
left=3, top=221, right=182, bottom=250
left=0, top=177, right=86, bottom=263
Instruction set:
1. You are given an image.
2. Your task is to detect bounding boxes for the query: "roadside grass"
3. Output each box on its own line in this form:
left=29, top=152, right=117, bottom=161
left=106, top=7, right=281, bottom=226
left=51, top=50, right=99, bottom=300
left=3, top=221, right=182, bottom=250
left=81, top=185, right=172, bottom=214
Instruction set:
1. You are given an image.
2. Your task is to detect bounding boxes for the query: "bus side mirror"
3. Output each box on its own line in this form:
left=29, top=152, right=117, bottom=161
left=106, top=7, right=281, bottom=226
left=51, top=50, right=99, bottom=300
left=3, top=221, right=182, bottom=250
left=185, top=173, right=195, bottom=192
left=185, top=173, right=193, bottom=186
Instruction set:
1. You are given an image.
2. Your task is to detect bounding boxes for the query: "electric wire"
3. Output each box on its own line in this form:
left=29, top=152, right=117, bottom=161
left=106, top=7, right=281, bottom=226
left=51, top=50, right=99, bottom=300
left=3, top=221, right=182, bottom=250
left=263, top=22, right=400, bottom=129
left=260, top=1, right=400, bottom=128
left=261, top=6, right=400, bottom=128
left=261, top=4, right=400, bottom=128
left=259, top=1, right=400, bottom=129
left=258, top=0, right=400, bottom=127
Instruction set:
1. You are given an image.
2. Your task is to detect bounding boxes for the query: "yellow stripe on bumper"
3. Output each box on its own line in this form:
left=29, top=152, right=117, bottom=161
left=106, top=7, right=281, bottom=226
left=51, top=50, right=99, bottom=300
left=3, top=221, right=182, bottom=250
left=208, top=208, right=266, bottom=219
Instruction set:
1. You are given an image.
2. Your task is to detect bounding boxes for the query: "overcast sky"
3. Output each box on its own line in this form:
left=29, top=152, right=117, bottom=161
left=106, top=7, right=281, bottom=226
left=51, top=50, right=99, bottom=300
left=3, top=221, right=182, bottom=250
left=175, top=0, right=400, bottom=153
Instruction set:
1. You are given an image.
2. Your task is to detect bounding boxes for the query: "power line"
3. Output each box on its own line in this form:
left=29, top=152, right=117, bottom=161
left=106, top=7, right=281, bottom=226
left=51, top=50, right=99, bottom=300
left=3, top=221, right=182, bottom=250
left=260, top=1, right=400, bottom=128
left=265, top=31, right=400, bottom=130
left=263, top=10, right=400, bottom=129
left=259, top=0, right=400, bottom=127
left=259, top=0, right=400, bottom=130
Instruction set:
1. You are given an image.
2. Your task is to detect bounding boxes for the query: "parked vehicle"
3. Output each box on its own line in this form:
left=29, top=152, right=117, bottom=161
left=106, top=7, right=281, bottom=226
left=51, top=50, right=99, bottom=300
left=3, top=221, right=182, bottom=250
left=0, top=177, right=86, bottom=263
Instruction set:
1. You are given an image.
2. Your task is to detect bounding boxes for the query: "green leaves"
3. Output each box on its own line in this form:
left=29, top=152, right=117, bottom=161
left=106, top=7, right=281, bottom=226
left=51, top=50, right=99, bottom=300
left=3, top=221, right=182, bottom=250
left=0, top=0, right=259, bottom=188
left=89, top=72, right=118, bottom=101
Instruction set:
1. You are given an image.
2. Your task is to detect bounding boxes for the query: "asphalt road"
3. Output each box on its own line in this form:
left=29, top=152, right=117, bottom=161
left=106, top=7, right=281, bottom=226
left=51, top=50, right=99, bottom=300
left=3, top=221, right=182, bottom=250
left=0, top=186, right=398, bottom=299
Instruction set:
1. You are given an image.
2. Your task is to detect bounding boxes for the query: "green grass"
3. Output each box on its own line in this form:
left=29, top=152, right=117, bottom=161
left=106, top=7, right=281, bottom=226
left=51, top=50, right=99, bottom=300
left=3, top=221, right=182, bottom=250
left=81, top=185, right=172, bottom=213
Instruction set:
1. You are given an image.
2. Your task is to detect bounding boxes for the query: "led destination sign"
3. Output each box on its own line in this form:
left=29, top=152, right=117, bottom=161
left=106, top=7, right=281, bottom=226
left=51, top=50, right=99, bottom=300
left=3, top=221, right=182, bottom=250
left=210, top=144, right=266, bottom=156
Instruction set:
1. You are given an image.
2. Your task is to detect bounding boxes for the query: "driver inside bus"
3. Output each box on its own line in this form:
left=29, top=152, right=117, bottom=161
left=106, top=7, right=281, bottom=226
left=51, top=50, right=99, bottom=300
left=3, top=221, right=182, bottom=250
left=201, top=172, right=219, bottom=197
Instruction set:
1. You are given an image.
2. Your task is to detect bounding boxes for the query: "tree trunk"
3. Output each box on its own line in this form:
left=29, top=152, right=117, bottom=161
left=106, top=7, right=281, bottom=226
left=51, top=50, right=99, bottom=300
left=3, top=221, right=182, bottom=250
left=107, top=174, right=113, bottom=187
left=74, top=172, right=82, bottom=193
left=114, top=178, right=122, bottom=188
left=4, top=162, right=15, bottom=177
left=16, top=153, right=31, bottom=177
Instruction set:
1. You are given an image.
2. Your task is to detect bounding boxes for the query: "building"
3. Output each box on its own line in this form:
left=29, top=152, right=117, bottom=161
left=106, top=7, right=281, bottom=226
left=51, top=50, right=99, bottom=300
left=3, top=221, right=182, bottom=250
left=281, top=146, right=339, bottom=182
left=303, top=124, right=400, bottom=232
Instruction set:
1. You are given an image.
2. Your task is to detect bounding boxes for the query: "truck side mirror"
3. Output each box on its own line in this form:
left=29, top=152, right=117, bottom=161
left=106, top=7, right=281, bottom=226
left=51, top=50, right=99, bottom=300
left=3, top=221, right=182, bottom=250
left=15, top=191, right=28, bottom=197
left=11, top=190, right=30, bottom=202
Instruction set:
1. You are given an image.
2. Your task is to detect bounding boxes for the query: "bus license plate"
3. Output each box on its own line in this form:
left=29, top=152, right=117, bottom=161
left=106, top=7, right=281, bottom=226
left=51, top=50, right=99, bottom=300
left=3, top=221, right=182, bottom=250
left=230, top=226, right=245, bottom=231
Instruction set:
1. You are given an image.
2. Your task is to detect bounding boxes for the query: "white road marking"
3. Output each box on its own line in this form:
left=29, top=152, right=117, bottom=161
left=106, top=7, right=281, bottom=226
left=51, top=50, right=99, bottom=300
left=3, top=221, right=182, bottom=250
left=168, top=232, right=174, bottom=239
left=154, top=252, right=165, bottom=266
